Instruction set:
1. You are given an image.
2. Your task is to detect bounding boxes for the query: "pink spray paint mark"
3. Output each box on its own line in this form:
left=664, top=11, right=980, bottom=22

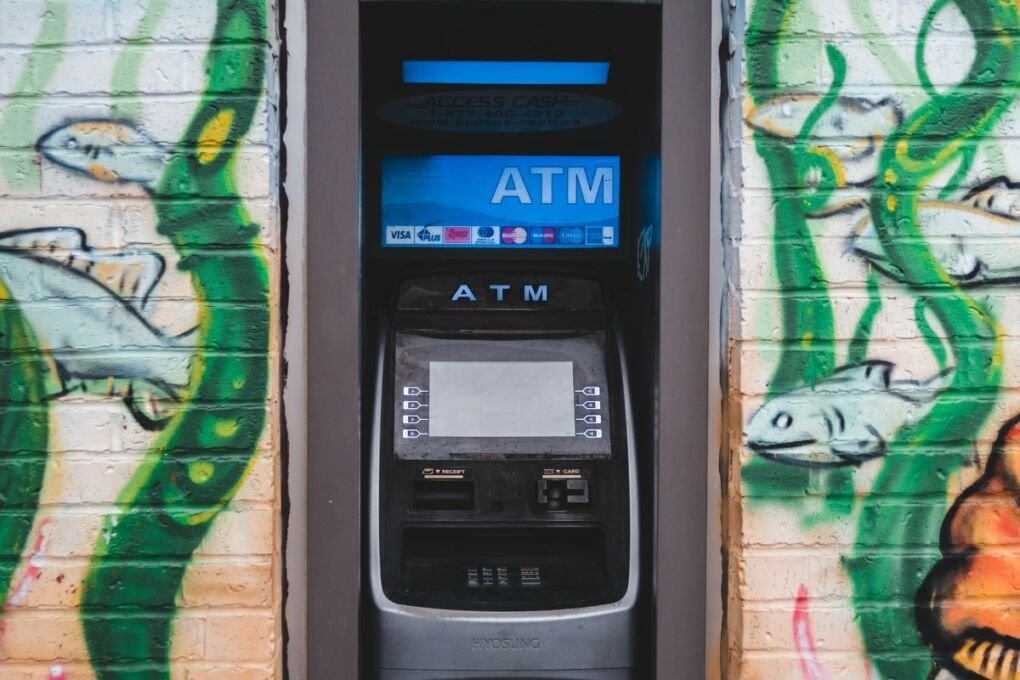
left=794, top=585, right=835, bottom=680
left=0, top=519, right=52, bottom=653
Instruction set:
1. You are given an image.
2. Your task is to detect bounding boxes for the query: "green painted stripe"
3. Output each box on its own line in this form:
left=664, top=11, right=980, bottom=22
left=81, top=1, right=270, bottom=677
left=0, top=1, right=69, bottom=190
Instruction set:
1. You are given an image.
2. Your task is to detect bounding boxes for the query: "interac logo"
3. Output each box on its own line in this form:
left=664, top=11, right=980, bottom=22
left=472, top=638, right=542, bottom=652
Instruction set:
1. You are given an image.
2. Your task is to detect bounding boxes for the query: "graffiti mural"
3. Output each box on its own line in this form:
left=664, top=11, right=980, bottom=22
left=734, top=0, right=1020, bottom=679
left=0, top=0, right=279, bottom=678
left=919, top=415, right=1020, bottom=679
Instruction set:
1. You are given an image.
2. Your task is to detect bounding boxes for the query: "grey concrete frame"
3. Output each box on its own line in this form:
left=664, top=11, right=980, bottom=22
left=304, top=0, right=712, bottom=677
left=306, top=0, right=361, bottom=677
left=658, top=0, right=711, bottom=676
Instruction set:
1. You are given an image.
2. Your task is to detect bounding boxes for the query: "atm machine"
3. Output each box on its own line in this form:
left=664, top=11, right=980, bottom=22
left=361, top=4, right=661, bottom=678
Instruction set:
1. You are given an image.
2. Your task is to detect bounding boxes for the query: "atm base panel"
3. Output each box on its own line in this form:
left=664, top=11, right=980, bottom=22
left=377, top=669, right=634, bottom=679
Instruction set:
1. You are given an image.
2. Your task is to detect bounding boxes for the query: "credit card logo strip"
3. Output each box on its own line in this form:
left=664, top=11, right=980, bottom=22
left=444, top=226, right=472, bottom=244
left=586, top=226, right=615, bottom=246
left=557, top=226, right=584, bottom=245
left=501, top=226, right=528, bottom=245
left=529, top=226, right=556, bottom=245
left=472, top=225, right=500, bottom=245
left=385, top=226, right=417, bottom=245
left=414, top=225, right=445, bottom=245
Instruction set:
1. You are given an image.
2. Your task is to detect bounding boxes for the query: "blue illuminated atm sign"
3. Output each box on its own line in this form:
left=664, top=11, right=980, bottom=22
left=381, top=155, right=620, bottom=249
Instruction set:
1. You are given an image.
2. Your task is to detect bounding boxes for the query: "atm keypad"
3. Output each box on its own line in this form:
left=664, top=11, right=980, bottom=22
left=465, top=565, right=542, bottom=589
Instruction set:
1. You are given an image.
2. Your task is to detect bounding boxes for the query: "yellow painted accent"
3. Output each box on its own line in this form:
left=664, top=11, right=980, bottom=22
left=214, top=419, right=239, bottom=438
left=74, top=122, right=133, bottom=142
left=801, top=331, right=813, bottom=348
left=187, top=461, right=215, bottom=485
left=886, top=195, right=897, bottom=211
left=232, top=376, right=246, bottom=390
left=183, top=452, right=261, bottom=527
left=884, top=168, right=897, bottom=184
left=197, top=109, right=235, bottom=164
left=808, top=146, right=846, bottom=187
left=88, top=162, right=119, bottom=183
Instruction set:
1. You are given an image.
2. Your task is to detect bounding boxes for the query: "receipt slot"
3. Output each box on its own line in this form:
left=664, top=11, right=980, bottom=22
left=362, top=5, right=660, bottom=678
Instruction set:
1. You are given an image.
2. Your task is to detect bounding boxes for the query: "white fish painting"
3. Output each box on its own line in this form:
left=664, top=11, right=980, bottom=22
left=0, top=228, right=191, bottom=430
left=744, top=361, right=951, bottom=467
left=36, top=120, right=166, bottom=190
left=746, top=95, right=903, bottom=190
left=961, top=176, right=1020, bottom=219
left=851, top=200, right=1020, bottom=286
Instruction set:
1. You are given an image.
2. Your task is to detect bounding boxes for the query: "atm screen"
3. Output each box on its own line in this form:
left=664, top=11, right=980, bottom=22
left=381, top=155, right=620, bottom=249
left=394, top=334, right=612, bottom=459
left=429, top=361, right=576, bottom=438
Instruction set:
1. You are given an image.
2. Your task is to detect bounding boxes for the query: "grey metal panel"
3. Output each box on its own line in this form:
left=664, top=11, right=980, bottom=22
left=369, top=329, right=641, bottom=674
left=306, top=0, right=361, bottom=678
left=657, top=0, right=712, bottom=678
left=379, top=671, right=634, bottom=679
left=363, top=0, right=659, bottom=4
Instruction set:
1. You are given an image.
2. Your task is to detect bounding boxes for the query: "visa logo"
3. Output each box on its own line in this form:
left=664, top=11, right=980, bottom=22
left=386, top=227, right=414, bottom=244
left=491, top=166, right=614, bottom=206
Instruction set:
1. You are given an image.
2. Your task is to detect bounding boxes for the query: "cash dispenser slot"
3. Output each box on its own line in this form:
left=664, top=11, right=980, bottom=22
left=400, top=527, right=609, bottom=610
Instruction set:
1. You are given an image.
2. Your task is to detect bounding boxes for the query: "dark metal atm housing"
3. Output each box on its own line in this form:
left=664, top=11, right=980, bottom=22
left=360, top=4, right=661, bottom=678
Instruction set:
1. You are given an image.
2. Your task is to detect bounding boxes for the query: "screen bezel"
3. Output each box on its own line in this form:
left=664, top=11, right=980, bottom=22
left=393, top=333, right=612, bottom=460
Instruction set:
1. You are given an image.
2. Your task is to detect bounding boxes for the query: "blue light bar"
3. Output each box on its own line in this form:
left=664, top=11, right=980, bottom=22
left=402, top=60, right=610, bottom=85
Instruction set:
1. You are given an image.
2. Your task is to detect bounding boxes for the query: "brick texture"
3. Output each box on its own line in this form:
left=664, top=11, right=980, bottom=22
left=0, top=1, right=281, bottom=678
left=727, top=1, right=1020, bottom=679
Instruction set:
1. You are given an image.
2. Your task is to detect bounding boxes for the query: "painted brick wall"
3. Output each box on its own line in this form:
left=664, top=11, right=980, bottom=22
left=0, top=1, right=281, bottom=678
left=726, top=1, right=1020, bottom=679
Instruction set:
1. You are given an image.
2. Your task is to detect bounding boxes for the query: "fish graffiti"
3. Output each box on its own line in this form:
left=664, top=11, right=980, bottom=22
left=851, top=193, right=1020, bottom=287
left=744, top=361, right=951, bottom=467
left=741, top=0, right=1020, bottom=678
left=747, top=95, right=903, bottom=188
left=36, top=120, right=166, bottom=189
left=0, top=0, right=274, bottom=677
left=0, top=227, right=189, bottom=430
left=918, top=415, right=1020, bottom=680
left=963, top=176, right=1020, bottom=220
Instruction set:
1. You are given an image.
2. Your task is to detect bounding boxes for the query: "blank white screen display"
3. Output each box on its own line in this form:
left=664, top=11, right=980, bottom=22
left=429, top=361, right=575, bottom=438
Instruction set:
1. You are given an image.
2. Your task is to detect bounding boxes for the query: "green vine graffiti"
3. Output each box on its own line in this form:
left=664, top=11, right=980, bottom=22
left=846, top=1, right=1020, bottom=677
left=746, top=0, right=836, bottom=396
left=0, top=0, right=68, bottom=190
left=0, top=286, right=49, bottom=620
left=742, top=0, right=849, bottom=524
left=744, top=0, right=1020, bottom=678
left=80, top=0, right=270, bottom=675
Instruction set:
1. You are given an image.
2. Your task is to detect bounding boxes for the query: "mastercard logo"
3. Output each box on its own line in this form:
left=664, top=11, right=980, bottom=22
left=501, top=227, right=528, bottom=245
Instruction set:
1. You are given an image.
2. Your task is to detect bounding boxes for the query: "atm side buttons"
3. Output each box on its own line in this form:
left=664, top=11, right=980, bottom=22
left=402, top=386, right=429, bottom=438
left=574, top=386, right=603, bottom=438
